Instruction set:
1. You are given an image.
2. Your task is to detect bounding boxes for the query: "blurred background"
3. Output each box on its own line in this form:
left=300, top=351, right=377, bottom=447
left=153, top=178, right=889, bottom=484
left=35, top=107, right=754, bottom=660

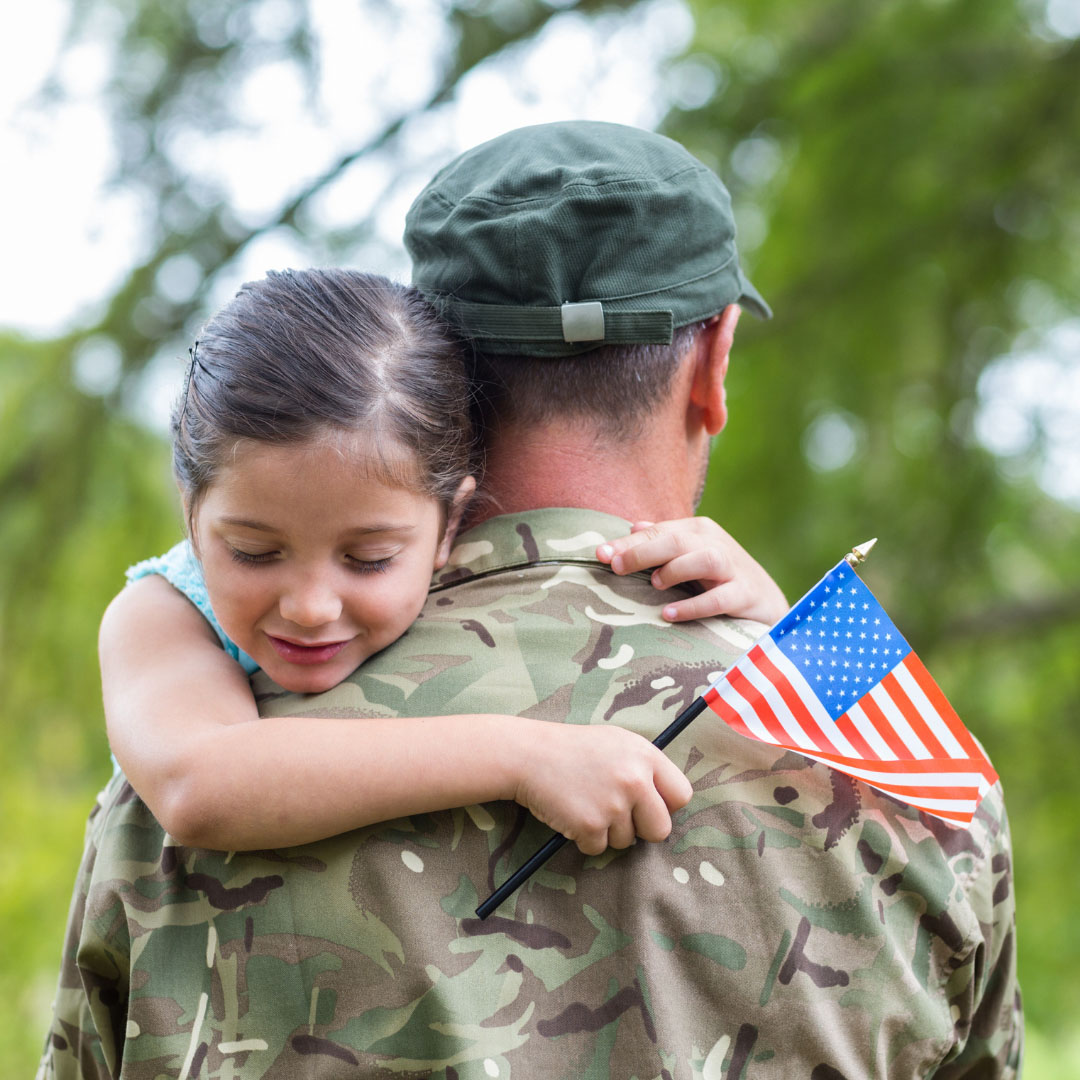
left=2, top=0, right=1078, bottom=1073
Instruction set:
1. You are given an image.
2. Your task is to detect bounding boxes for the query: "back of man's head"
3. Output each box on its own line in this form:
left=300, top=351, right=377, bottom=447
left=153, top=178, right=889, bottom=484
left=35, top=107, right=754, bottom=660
left=404, top=121, right=769, bottom=438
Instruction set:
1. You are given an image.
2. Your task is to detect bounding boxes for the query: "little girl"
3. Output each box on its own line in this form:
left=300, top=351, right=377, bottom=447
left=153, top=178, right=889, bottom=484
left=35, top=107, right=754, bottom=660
left=101, top=268, right=787, bottom=856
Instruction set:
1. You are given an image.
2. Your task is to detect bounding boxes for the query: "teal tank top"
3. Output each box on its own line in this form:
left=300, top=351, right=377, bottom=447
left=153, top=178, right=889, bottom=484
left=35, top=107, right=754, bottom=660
left=126, top=540, right=260, bottom=675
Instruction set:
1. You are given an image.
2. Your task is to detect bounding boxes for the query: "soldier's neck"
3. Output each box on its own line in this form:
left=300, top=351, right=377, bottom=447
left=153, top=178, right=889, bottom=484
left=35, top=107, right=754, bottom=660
left=469, top=419, right=702, bottom=528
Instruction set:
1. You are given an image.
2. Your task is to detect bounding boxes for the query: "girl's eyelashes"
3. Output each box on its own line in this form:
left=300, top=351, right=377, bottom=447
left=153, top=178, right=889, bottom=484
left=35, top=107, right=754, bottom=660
left=346, top=555, right=394, bottom=574
left=227, top=547, right=395, bottom=573
left=229, top=547, right=278, bottom=565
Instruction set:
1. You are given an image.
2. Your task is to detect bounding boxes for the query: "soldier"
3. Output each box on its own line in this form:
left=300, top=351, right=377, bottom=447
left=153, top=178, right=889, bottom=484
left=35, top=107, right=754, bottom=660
left=40, top=122, right=1020, bottom=1079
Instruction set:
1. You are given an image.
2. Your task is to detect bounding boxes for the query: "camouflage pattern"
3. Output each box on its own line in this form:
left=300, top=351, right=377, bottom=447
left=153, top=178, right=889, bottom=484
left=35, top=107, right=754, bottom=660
left=40, top=508, right=1022, bottom=1079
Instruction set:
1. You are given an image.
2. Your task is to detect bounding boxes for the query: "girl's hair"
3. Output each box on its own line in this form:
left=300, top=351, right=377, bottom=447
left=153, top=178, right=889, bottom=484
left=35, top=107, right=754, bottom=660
left=172, top=269, right=474, bottom=527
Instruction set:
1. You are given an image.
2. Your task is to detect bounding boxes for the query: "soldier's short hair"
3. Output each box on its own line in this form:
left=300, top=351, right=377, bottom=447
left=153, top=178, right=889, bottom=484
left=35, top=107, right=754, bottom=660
left=466, top=322, right=706, bottom=441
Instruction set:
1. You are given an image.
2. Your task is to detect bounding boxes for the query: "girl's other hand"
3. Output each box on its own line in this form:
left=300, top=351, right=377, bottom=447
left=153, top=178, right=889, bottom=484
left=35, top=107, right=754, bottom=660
left=513, top=723, right=693, bottom=856
left=597, top=517, right=788, bottom=626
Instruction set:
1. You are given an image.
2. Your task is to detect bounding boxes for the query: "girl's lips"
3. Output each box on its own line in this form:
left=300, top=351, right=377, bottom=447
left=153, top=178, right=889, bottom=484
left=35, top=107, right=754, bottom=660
left=267, top=635, right=350, bottom=665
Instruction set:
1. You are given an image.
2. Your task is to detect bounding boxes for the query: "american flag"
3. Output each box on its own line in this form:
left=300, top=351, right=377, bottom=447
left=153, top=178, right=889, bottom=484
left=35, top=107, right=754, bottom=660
left=704, top=558, right=997, bottom=824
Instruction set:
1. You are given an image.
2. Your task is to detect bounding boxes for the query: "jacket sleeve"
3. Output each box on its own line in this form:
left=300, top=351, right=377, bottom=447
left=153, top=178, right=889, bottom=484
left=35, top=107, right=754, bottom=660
left=37, top=778, right=132, bottom=1080
left=933, top=789, right=1023, bottom=1078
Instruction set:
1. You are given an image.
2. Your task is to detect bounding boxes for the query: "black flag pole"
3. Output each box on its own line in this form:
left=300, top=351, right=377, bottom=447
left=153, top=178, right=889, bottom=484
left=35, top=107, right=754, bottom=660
left=474, top=538, right=879, bottom=921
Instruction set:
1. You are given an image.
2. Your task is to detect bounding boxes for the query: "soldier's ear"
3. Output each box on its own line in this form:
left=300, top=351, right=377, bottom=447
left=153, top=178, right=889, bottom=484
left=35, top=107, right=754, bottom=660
left=434, top=475, right=477, bottom=569
left=689, top=304, right=739, bottom=436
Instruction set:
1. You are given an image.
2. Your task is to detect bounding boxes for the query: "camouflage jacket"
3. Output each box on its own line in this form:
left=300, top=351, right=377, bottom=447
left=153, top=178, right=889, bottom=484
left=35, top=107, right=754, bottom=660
left=40, top=509, right=1021, bottom=1079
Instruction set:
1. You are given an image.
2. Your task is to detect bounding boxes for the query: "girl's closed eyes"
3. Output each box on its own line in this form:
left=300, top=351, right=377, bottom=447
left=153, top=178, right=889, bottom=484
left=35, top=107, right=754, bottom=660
left=228, top=547, right=396, bottom=573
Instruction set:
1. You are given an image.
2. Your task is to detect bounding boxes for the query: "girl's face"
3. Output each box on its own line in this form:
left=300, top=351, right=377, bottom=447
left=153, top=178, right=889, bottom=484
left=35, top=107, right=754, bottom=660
left=191, top=434, right=472, bottom=694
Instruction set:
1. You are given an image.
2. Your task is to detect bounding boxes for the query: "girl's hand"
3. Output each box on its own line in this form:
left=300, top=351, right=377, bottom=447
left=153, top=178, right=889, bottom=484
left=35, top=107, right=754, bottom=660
left=513, top=722, right=693, bottom=856
left=597, top=517, right=788, bottom=626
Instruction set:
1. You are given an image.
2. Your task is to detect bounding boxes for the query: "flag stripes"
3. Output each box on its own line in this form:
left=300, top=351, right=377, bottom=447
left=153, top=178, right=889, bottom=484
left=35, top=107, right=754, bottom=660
left=793, top=748, right=988, bottom=821
left=761, top=638, right=859, bottom=757
left=871, top=677, right=932, bottom=758
left=841, top=702, right=896, bottom=760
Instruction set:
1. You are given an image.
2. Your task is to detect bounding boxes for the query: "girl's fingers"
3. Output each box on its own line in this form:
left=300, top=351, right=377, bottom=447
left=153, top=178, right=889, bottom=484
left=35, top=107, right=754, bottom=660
left=565, top=752, right=691, bottom=853
left=660, top=585, right=747, bottom=622
left=607, top=813, right=638, bottom=851
left=574, top=826, right=609, bottom=857
left=631, top=790, right=674, bottom=844
left=649, top=549, right=734, bottom=591
left=654, top=756, right=695, bottom=811
left=607, top=530, right=694, bottom=576
left=602, top=518, right=734, bottom=577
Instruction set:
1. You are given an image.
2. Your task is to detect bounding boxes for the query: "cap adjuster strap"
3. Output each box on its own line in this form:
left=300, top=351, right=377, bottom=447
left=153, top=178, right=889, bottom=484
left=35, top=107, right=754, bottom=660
left=560, top=301, right=604, bottom=342
left=437, top=298, right=674, bottom=345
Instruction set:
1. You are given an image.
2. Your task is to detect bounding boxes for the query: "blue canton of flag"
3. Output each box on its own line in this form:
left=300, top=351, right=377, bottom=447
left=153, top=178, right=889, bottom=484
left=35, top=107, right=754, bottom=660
left=771, top=562, right=910, bottom=721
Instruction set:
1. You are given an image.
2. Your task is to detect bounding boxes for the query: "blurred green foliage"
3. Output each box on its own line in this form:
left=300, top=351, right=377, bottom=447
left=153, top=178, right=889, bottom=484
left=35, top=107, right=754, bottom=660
left=669, top=0, right=1080, bottom=1052
left=2, top=0, right=1078, bottom=1074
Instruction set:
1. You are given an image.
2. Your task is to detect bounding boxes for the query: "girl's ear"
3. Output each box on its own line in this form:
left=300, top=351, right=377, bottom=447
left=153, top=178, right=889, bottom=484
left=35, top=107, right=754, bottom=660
left=434, top=475, right=477, bottom=568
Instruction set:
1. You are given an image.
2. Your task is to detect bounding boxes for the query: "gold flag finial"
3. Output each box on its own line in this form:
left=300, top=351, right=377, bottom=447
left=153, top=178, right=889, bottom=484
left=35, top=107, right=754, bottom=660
left=845, top=538, right=878, bottom=567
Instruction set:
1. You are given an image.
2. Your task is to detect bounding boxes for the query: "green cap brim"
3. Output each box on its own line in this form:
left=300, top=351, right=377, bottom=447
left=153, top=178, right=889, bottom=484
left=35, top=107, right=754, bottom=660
left=737, top=269, right=772, bottom=320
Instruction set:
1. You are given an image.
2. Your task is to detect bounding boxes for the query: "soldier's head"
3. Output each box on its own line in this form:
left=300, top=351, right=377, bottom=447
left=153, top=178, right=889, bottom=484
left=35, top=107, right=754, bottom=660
left=404, top=121, right=770, bottom=443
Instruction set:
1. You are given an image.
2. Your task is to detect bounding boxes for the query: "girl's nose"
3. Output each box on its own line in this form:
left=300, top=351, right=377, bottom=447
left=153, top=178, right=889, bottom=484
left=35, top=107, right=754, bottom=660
left=278, top=575, right=343, bottom=628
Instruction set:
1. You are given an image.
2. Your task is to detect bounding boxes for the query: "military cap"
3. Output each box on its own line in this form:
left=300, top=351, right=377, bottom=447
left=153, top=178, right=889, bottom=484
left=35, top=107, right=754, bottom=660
left=404, top=120, right=771, bottom=356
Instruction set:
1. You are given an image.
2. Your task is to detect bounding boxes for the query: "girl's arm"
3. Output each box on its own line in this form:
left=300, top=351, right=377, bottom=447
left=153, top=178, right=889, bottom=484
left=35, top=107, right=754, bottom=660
left=102, top=575, right=691, bottom=852
left=597, top=517, right=789, bottom=625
